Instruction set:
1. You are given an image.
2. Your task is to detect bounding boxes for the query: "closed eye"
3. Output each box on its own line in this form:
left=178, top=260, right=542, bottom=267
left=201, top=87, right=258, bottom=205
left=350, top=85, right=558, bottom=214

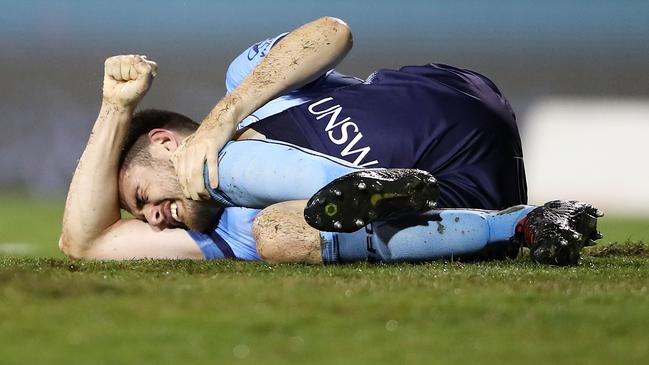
left=135, top=189, right=145, bottom=211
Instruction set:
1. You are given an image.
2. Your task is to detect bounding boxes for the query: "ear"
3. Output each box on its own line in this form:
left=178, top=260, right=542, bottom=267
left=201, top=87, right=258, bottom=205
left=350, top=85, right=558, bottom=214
left=148, top=128, right=181, bottom=153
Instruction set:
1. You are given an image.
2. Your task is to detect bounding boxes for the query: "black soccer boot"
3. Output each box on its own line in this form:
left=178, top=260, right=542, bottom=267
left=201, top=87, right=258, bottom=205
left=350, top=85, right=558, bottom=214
left=303, top=169, right=439, bottom=232
left=513, top=200, right=604, bottom=266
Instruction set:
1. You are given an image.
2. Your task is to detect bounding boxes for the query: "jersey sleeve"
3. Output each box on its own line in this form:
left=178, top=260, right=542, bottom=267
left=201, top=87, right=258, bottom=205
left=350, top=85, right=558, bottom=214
left=225, top=32, right=289, bottom=94
left=186, top=230, right=227, bottom=259
left=225, top=32, right=363, bottom=130
left=186, top=207, right=263, bottom=261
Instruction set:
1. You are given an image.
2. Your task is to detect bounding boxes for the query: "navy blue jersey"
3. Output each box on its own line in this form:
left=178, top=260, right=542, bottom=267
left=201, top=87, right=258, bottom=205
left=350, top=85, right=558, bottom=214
left=252, top=63, right=527, bottom=210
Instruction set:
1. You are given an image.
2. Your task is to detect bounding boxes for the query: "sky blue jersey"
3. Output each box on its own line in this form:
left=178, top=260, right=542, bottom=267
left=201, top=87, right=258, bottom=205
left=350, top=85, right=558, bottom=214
left=187, top=207, right=262, bottom=260
left=186, top=33, right=360, bottom=260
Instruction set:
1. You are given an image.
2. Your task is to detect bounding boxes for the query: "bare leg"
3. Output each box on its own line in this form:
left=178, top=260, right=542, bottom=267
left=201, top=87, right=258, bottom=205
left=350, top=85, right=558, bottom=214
left=253, top=199, right=603, bottom=266
left=253, top=202, right=533, bottom=264
left=253, top=200, right=324, bottom=264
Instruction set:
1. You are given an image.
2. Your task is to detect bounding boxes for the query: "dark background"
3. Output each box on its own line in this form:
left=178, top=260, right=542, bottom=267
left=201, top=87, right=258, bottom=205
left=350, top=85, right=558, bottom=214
left=1, top=0, right=647, bottom=194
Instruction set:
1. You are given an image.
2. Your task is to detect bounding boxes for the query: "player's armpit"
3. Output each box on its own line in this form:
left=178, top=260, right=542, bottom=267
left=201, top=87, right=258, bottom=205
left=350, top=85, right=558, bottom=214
left=77, top=219, right=203, bottom=260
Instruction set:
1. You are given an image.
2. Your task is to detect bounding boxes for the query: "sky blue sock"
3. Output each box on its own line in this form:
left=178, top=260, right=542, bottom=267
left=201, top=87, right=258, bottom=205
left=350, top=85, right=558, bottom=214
left=204, top=139, right=360, bottom=207
left=321, top=206, right=535, bottom=263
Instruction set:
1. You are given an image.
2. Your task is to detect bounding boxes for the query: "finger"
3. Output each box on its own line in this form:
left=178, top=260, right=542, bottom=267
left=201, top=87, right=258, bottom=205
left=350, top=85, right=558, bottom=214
left=189, top=152, right=205, bottom=201
left=129, top=57, right=139, bottom=80
left=171, top=139, right=186, bottom=166
left=191, top=144, right=210, bottom=201
left=120, top=58, right=132, bottom=81
left=134, top=57, right=158, bottom=78
left=107, top=57, right=122, bottom=81
left=197, top=179, right=211, bottom=200
left=111, top=60, right=122, bottom=81
left=197, top=144, right=214, bottom=200
left=206, top=146, right=219, bottom=190
left=183, top=147, right=198, bottom=200
left=104, top=57, right=114, bottom=78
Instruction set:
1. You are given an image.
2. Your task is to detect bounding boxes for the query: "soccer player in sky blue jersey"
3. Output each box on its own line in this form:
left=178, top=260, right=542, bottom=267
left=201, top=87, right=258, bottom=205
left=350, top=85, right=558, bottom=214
left=59, top=18, right=602, bottom=266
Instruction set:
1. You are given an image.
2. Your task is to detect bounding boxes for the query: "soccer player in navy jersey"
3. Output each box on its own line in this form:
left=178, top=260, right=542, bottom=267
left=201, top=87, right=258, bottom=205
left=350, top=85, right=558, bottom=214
left=59, top=17, right=602, bottom=266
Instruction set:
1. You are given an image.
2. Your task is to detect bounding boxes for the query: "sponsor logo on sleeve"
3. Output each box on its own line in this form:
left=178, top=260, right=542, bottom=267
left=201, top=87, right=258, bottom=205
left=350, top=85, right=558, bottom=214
left=247, top=39, right=273, bottom=61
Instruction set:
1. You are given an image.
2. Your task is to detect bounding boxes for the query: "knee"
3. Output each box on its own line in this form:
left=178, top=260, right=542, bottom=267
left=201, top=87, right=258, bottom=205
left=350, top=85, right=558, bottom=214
left=252, top=201, right=323, bottom=264
left=252, top=208, right=283, bottom=263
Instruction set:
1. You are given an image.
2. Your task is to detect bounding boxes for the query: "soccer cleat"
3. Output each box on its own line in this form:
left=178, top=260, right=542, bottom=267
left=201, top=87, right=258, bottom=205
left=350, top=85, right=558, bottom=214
left=304, top=169, right=440, bottom=232
left=513, top=200, right=604, bottom=266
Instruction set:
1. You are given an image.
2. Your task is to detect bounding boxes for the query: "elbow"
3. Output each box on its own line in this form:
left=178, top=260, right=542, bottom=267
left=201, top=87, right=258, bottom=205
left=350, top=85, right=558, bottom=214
left=253, top=209, right=290, bottom=264
left=58, top=234, right=72, bottom=257
left=252, top=217, right=280, bottom=264
left=256, top=241, right=279, bottom=264
left=319, top=16, right=350, bottom=31
left=253, top=202, right=323, bottom=264
left=316, top=16, right=351, bottom=32
left=58, top=234, right=87, bottom=260
left=318, top=16, right=353, bottom=51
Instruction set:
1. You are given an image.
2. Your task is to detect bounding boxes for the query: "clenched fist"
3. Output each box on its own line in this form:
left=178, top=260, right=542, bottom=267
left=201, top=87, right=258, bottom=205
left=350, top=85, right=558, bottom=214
left=103, top=55, right=158, bottom=109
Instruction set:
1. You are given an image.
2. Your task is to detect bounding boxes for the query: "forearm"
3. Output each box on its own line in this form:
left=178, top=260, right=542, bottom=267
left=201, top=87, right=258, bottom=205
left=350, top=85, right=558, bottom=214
left=60, top=103, right=132, bottom=257
left=199, top=16, right=353, bottom=143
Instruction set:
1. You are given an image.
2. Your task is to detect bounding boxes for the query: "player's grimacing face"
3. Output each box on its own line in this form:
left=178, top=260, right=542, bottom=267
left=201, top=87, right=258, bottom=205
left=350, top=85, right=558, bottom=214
left=118, top=157, right=222, bottom=232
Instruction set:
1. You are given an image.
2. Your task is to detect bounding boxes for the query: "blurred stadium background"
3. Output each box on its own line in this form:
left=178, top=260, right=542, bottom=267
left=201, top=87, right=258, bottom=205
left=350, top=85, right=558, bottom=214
left=0, top=0, right=647, bottom=217
left=1, top=3, right=648, bottom=363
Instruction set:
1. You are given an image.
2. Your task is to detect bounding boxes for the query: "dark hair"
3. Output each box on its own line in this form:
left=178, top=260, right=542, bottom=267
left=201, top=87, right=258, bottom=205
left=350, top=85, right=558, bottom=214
left=119, top=109, right=199, bottom=168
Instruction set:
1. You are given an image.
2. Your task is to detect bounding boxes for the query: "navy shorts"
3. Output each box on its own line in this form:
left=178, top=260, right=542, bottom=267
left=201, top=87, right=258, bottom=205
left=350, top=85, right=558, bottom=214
left=253, top=64, right=527, bottom=210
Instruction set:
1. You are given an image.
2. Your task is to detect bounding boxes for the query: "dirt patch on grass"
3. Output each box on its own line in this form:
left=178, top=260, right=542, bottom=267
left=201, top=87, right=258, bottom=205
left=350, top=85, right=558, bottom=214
left=586, top=242, right=649, bottom=257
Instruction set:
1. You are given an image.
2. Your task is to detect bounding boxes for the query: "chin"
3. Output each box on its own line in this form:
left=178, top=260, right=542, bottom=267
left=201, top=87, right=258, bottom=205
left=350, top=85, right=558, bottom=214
left=183, top=201, right=223, bottom=232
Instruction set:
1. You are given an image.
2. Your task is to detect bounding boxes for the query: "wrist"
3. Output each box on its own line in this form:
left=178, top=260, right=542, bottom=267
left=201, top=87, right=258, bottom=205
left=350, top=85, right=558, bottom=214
left=201, top=105, right=240, bottom=136
left=100, top=99, right=136, bottom=115
left=94, top=102, right=135, bottom=133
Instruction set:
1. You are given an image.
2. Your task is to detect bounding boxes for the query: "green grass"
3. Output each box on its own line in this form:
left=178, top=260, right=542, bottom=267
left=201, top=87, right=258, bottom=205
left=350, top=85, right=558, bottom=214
left=1, top=194, right=649, bottom=364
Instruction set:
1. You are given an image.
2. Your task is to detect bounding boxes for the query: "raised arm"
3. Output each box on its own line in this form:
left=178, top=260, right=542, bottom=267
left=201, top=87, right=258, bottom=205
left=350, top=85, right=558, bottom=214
left=59, top=55, right=202, bottom=260
left=172, top=16, right=353, bottom=200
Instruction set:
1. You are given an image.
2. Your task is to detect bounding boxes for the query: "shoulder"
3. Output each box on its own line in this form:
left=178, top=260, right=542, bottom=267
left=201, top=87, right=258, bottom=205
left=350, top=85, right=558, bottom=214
left=225, top=33, right=289, bottom=94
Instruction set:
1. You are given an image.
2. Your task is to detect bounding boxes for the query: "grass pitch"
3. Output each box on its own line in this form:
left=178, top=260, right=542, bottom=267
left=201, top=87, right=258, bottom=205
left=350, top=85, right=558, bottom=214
left=1, top=194, right=648, bottom=364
